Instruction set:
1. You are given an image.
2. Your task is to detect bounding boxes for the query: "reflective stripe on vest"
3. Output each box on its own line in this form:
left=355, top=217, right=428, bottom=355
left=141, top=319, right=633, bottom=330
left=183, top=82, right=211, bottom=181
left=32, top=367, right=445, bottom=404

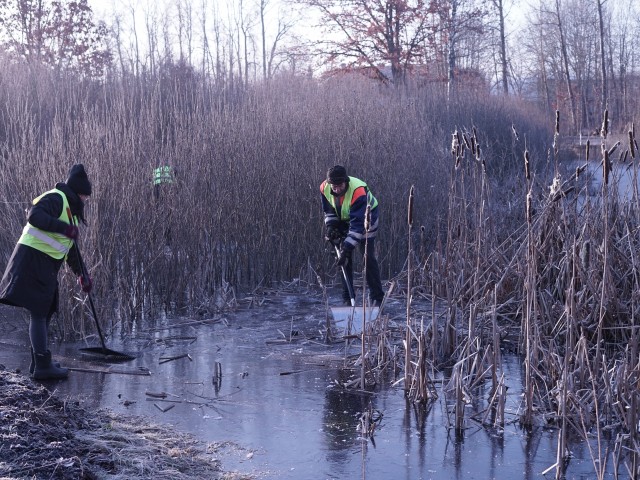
left=153, top=166, right=174, bottom=185
left=17, top=189, right=74, bottom=260
left=322, top=177, right=378, bottom=221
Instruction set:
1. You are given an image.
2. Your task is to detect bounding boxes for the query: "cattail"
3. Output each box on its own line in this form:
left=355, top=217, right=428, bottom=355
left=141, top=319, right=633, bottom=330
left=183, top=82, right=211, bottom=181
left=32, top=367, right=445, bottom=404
left=524, top=149, right=530, bottom=181
left=581, top=240, right=590, bottom=271
left=408, top=185, right=414, bottom=227
left=608, top=141, right=620, bottom=157
left=576, top=164, right=586, bottom=178
left=555, top=110, right=560, bottom=135
left=601, top=110, right=609, bottom=138
left=475, top=143, right=481, bottom=162
left=451, top=131, right=459, bottom=158
left=630, top=130, right=636, bottom=159
left=526, top=192, right=532, bottom=223
left=621, top=151, right=627, bottom=163
left=586, top=139, right=590, bottom=162
left=603, top=149, right=610, bottom=185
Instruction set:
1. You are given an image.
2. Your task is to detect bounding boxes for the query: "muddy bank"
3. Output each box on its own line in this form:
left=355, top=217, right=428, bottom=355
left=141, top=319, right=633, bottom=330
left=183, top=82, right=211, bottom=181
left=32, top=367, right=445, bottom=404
left=0, top=368, right=252, bottom=480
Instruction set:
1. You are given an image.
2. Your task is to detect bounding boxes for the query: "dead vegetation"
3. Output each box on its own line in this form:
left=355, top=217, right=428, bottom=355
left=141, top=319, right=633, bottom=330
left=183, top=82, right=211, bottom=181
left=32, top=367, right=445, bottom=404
left=1, top=52, right=639, bottom=479
left=0, top=368, right=252, bottom=480
left=333, top=115, right=640, bottom=479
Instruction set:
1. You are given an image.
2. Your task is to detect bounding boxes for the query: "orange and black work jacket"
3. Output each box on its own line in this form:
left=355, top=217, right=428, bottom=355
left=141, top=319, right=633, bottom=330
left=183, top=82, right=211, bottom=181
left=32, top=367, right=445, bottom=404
left=320, top=176, right=379, bottom=251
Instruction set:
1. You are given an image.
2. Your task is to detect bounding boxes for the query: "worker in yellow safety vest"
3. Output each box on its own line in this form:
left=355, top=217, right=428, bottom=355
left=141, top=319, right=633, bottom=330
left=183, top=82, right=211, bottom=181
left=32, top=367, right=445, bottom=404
left=0, top=164, right=94, bottom=380
left=153, top=165, right=176, bottom=200
left=320, top=165, right=385, bottom=306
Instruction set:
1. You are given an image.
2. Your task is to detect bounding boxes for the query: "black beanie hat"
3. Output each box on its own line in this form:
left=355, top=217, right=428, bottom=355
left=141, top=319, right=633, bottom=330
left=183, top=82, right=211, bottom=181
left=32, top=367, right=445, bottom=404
left=66, top=164, right=92, bottom=196
left=327, top=165, right=349, bottom=185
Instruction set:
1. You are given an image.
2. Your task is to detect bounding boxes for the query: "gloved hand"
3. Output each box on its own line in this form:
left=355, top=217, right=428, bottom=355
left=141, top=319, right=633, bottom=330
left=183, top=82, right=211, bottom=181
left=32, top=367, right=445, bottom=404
left=78, top=274, right=92, bottom=294
left=336, top=248, right=351, bottom=268
left=325, top=226, right=343, bottom=246
left=63, top=225, right=79, bottom=240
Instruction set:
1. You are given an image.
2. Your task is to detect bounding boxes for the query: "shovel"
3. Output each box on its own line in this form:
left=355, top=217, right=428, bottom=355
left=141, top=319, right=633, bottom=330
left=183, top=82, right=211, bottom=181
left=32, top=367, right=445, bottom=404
left=333, top=243, right=355, bottom=307
left=67, top=208, right=136, bottom=361
left=330, top=243, right=379, bottom=334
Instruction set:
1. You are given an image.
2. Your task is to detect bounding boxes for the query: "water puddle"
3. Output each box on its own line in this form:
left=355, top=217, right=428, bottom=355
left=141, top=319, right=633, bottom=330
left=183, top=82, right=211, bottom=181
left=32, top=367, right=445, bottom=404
left=0, top=295, right=615, bottom=479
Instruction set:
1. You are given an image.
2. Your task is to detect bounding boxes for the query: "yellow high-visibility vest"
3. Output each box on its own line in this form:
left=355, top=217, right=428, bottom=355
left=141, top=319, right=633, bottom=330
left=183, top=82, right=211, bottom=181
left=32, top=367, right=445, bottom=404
left=322, top=177, right=378, bottom=220
left=18, top=189, right=75, bottom=260
left=153, top=166, right=174, bottom=185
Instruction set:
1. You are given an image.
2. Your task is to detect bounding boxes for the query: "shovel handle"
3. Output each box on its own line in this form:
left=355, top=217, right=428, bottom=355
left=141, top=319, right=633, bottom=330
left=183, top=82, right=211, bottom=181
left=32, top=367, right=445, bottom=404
left=334, top=244, right=356, bottom=307
left=66, top=207, right=108, bottom=350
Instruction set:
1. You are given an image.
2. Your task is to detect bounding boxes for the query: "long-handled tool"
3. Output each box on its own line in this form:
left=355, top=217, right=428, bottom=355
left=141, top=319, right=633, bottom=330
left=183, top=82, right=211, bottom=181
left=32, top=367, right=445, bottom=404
left=333, top=244, right=355, bottom=307
left=67, top=208, right=135, bottom=361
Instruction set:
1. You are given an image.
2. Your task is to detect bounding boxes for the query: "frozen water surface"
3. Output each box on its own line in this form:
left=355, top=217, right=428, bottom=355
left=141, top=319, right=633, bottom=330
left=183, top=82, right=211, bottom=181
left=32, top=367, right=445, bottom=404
left=0, top=294, right=619, bottom=479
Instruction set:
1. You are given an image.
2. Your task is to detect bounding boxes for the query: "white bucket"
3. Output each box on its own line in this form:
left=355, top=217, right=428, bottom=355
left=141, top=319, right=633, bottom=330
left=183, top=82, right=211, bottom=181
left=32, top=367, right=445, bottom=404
left=330, top=306, right=379, bottom=335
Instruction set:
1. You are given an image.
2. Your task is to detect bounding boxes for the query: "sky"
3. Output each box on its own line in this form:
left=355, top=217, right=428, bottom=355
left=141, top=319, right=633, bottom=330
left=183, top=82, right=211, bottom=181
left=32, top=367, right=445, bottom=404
left=87, top=0, right=303, bottom=52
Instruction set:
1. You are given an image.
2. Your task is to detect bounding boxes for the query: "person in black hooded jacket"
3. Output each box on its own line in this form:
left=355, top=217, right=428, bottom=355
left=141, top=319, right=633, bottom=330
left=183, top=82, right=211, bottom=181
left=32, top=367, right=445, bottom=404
left=0, top=164, right=93, bottom=380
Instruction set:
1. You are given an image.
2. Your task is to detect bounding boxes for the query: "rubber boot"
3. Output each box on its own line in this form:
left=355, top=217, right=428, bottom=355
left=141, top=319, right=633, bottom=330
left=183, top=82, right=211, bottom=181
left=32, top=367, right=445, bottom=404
left=29, top=348, right=60, bottom=375
left=33, top=351, right=69, bottom=380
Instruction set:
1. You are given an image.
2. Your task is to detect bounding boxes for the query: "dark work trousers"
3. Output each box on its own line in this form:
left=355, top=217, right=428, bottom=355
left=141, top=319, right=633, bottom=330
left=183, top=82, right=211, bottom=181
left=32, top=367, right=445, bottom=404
left=341, top=238, right=385, bottom=304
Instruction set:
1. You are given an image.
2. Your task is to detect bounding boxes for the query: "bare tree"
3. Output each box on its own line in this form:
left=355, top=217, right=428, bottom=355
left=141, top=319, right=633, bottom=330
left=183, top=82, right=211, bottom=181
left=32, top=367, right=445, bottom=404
left=259, top=0, right=268, bottom=80
left=596, top=0, right=607, bottom=112
left=295, top=0, right=438, bottom=84
left=447, top=0, right=459, bottom=96
left=239, top=0, right=253, bottom=85
left=489, top=0, right=509, bottom=94
left=130, top=4, right=141, bottom=76
left=176, top=0, right=194, bottom=65
left=553, top=0, right=577, bottom=132
left=266, top=13, right=295, bottom=78
left=608, top=0, right=640, bottom=121
left=0, top=0, right=111, bottom=76
left=144, top=3, right=160, bottom=76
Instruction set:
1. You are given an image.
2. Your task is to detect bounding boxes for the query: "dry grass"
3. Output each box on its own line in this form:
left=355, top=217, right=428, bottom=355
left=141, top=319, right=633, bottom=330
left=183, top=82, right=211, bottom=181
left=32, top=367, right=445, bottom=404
left=0, top=369, right=252, bottom=479
left=11, top=55, right=640, bottom=476
left=0, top=62, right=546, bottom=336
left=388, top=114, right=640, bottom=478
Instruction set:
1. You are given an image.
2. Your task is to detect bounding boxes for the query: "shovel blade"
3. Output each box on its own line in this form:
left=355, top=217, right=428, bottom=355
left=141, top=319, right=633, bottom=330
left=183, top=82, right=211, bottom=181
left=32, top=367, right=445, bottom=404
left=330, top=306, right=379, bottom=335
left=79, top=346, right=137, bottom=362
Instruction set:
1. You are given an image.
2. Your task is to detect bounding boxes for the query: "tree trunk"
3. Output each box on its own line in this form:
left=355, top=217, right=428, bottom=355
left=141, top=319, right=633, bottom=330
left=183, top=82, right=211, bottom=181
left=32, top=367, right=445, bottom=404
left=497, top=0, right=508, bottom=94
left=554, top=0, right=577, bottom=133
left=596, top=0, right=607, bottom=113
left=447, top=0, right=458, bottom=99
left=260, top=0, right=267, bottom=80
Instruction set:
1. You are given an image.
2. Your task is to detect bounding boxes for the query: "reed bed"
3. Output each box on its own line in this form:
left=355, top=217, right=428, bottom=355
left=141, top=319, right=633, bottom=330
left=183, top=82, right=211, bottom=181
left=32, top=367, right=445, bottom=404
left=6, top=55, right=640, bottom=476
left=0, top=61, right=544, bottom=333
left=377, top=112, right=640, bottom=478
